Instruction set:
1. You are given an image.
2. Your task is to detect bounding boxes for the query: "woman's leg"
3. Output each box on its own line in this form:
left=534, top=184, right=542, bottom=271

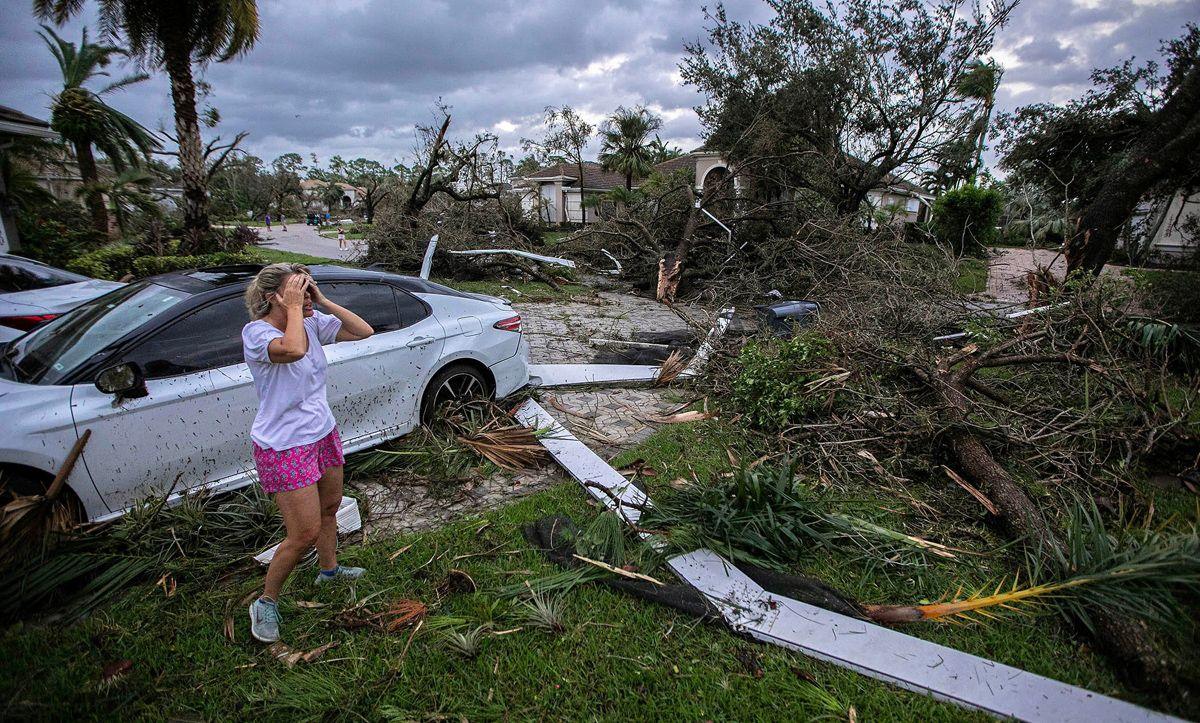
left=314, top=465, right=345, bottom=570
left=263, top=485, right=322, bottom=600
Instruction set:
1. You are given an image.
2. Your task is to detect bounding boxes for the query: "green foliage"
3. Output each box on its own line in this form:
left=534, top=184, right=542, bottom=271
left=66, top=242, right=258, bottom=279
left=931, top=185, right=1003, bottom=255
left=1037, top=499, right=1200, bottom=634
left=14, top=198, right=107, bottom=268
left=643, top=462, right=939, bottom=570
left=732, top=333, right=836, bottom=430
left=65, top=242, right=139, bottom=279
left=131, top=251, right=257, bottom=277
left=1128, top=269, right=1200, bottom=323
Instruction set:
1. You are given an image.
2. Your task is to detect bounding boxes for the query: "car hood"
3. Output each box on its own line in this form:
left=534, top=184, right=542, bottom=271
left=0, top=279, right=124, bottom=314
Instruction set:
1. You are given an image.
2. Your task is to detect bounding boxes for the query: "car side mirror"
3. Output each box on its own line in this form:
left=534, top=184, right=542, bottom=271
left=96, top=362, right=148, bottom=399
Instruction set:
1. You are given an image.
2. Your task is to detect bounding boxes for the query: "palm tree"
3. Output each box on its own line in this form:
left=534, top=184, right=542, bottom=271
left=598, top=107, right=664, bottom=190
left=82, top=167, right=160, bottom=235
left=39, top=25, right=157, bottom=235
left=35, top=0, right=260, bottom=243
left=955, top=59, right=1003, bottom=185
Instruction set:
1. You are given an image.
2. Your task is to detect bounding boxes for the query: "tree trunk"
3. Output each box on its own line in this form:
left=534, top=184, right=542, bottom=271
left=1065, top=64, right=1200, bottom=276
left=657, top=194, right=701, bottom=302
left=164, top=45, right=211, bottom=249
left=928, top=367, right=1174, bottom=689
left=72, top=139, right=109, bottom=236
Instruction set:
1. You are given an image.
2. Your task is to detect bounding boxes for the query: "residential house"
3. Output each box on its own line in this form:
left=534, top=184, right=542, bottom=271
left=300, top=179, right=367, bottom=213
left=1143, top=189, right=1199, bottom=259
left=864, top=175, right=936, bottom=225
left=0, top=105, right=60, bottom=253
left=516, top=148, right=932, bottom=225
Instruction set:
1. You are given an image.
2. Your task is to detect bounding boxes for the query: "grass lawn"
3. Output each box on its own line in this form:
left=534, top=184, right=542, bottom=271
left=954, top=257, right=989, bottom=294
left=3, top=413, right=1181, bottom=720
left=252, top=248, right=353, bottom=266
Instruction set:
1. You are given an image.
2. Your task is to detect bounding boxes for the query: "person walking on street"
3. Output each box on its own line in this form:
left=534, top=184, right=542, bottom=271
left=338, top=228, right=347, bottom=251
left=242, top=264, right=374, bottom=643
left=280, top=213, right=287, bottom=232
left=265, top=213, right=272, bottom=231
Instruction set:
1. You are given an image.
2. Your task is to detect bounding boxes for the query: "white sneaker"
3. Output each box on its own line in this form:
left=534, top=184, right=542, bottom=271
left=249, top=597, right=281, bottom=643
left=314, top=565, right=366, bottom=585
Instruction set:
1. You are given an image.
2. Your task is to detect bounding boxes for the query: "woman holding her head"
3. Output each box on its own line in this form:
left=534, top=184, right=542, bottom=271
left=241, top=263, right=374, bottom=643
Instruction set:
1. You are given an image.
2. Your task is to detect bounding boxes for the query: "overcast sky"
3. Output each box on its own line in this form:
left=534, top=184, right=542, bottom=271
left=1, top=0, right=1197, bottom=171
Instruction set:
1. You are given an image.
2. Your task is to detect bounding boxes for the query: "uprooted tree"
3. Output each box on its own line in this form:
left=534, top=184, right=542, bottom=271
left=684, top=218, right=1198, bottom=690
left=681, top=0, right=1016, bottom=215
left=365, top=107, right=546, bottom=280
left=997, top=23, right=1200, bottom=276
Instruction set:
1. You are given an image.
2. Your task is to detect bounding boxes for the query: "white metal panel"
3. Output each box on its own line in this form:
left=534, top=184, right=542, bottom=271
left=668, top=549, right=1177, bottom=723
left=526, top=363, right=661, bottom=387
left=513, top=399, right=650, bottom=524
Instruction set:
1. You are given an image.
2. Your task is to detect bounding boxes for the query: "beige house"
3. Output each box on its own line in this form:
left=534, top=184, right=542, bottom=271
left=865, top=176, right=936, bottom=225
left=517, top=149, right=932, bottom=225
left=300, top=179, right=367, bottom=212
left=517, top=150, right=737, bottom=224
left=0, top=105, right=61, bottom=253
left=1143, top=190, right=1199, bottom=259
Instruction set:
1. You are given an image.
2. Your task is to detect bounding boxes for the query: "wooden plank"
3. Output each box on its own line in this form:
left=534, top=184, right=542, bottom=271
left=668, top=549, right=1178, bottom=723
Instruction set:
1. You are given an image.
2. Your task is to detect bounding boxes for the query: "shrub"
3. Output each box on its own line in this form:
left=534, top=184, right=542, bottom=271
left=732, top=333, right=837, bottom=429
left=14, top=199, right=106, bottom=269
left=1129, top=269, right=1200, bottom=324
left=66, top=243, right=139, bottom=280
left=931, top=185, right=1003, bottom=256
left=132, top=251, right=258, bottom=277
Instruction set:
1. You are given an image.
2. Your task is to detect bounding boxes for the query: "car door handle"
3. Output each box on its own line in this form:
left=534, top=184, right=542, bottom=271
left=405, top=336, right=434, bottom=348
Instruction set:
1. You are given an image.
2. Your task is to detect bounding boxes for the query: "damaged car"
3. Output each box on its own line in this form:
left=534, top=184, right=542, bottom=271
left=0, top=264, right=529, bottom=522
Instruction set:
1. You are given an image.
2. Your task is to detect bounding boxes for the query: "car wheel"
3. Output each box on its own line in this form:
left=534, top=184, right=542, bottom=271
left=0, top=466, right=83, bottom=523
left=420, top=363, right=492, bottom=424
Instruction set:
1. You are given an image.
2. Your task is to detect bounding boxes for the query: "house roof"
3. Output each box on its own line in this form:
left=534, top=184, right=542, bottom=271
left=0, top=105, right=58, bottom=140
left=651, top=155, right=698, bottom=175
left=523, top=161, right=627, bottom=190
left=300, top=179, right=366, bottom=193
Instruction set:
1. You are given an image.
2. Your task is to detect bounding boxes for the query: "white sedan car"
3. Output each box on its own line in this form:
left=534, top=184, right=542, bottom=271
left=0, top=264, right=529, bottom=522
left=0, top=253, right=124, bottom=342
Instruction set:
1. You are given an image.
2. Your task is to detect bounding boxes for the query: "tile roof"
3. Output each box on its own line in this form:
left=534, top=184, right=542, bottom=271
left=524, top=161, right=627, bottom=190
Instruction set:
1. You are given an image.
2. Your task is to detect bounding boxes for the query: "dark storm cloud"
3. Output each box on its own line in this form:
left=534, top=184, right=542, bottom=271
left=1, top=0, right=1196, bottom=166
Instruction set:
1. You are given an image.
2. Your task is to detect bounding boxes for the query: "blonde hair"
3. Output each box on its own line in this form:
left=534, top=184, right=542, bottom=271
left=245, top=262, right=310, bottom=319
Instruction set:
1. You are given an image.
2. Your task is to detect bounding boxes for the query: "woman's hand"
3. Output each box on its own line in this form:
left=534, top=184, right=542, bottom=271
left=307, top=278, right=329, bottom=306
left=273, top=274, right=309, bottom=312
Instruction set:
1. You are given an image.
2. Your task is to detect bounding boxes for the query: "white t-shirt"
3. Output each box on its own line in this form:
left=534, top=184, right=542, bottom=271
left=242, top=310, right=342, bottom=451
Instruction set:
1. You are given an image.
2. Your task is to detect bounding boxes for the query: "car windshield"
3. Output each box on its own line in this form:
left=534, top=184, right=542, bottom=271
left=0, top=257, right=89, bottom=292
left=4, top=282, right=191, bottom=385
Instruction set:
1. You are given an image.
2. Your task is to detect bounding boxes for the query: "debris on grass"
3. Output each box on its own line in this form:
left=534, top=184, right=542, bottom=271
left=338, top=598, right=429, bottom=633
left=436, top=568, right=477, bottom=598
left=98, top=659, right=133, bottom=688
left=268, top=640, right=340, bottom=668
left=518, top=589, right=566, bottom=633
left=655, top=349, right=688, bottom=386
left=441, top=625, right=488, bottom=658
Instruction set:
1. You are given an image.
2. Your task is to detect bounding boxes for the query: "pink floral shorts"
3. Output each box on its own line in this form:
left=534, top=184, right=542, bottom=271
left=253, top=427, right=344, bottom=494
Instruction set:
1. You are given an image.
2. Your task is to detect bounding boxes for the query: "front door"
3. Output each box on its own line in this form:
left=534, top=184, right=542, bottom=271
left=71, top=295, right=258, bottom=514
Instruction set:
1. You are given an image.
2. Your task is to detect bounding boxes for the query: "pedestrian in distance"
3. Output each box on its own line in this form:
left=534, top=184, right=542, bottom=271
left=265, top=212, right=272, bottom=231
left=280, top=213, right=287, bottom=232
left=242, top=264, right=374, bottom=643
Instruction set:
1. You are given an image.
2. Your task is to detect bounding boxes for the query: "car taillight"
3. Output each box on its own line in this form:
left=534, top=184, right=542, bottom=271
left=494, top=315, right=522, bottom=332
left=0, top=314, right=58, bottom=331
